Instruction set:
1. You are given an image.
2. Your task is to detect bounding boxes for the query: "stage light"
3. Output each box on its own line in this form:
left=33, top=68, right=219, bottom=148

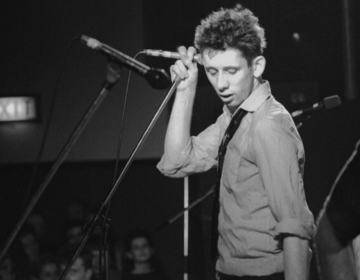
left=0, top=96, right=38, bottom=122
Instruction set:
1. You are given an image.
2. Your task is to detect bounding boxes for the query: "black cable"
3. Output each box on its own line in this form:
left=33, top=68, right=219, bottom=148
left=98, top=52, right=142, bottom=280
left=20, top=37, right=79, bottom=215
left=112, top=52, right=143, bottom=189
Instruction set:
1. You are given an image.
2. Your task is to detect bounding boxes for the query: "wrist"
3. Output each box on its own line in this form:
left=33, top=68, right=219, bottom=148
left=176, top=83, right=197, bottom=95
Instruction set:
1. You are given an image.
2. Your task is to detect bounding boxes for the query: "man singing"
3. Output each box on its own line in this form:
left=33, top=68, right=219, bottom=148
left=157, top=6, right=315, bottom=280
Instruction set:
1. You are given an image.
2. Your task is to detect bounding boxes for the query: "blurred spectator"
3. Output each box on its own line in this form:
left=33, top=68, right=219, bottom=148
left=35, top=255, right=61, bottom=280
left=65, top=199, right=89, bottom=222
left=0, top=254, right=15, bottom=280
left=87, top=235, right=121, bottom=280
left=59, top=247, right=93, bottom=280
left=18, top=224, right=40, bottom=277
left=25, top=212, right=58, bottom=256
left=1, top=240, right=31, bottom=280
left=123, top=229, right=170, bottom=280
left=61, top=220, right=85, bottom=249
left=112, top=239, right=123, bottom=275
left=26, top=213, right=46, bottom=242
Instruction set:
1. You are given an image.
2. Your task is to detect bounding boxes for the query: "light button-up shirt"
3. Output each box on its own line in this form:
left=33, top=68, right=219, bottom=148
left=157, top=81, right=315, bottom=277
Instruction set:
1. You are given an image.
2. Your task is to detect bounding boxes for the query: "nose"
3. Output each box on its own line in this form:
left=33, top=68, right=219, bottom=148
left=216, top=72, right=229, bottom=92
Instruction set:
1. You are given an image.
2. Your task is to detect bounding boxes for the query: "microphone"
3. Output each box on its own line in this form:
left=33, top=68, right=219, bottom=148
left=80, top=35, right=170, bottom=89
left=291, top=95, right=341, bottom=118
left=141, top=49, right=201, bottom=63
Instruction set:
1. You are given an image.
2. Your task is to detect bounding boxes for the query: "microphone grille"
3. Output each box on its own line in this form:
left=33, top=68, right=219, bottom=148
left=323, top=95, right=341, bottom=110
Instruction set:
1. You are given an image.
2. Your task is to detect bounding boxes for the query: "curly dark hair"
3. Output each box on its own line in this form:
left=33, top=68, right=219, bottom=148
left=194, top=6, right=266, bottom=65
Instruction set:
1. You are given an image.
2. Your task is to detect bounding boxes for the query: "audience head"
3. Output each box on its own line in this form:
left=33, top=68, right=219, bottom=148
left=60, top=247, right=93, bottom=280
left=18, top=224, right=40, bottom=265
left=62, top=220, right=84, bottom=247
left=66, top=199, right=88, bottom=222
left=0, top=254, right=15, bottom=280
left=1, top=240, right=30, bottom=280
left=36, top=255, right=61, bottom=280
left=26, top=212, right=46, bottom=240
left=124, top=229, right=154, bottom=264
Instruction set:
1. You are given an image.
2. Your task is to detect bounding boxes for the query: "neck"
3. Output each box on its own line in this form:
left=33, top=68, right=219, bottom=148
left=252, top=76, right=262, bottom=92
left=228, top=77, right=262, bottom=115
left=132, top=262, right=152, bottom=274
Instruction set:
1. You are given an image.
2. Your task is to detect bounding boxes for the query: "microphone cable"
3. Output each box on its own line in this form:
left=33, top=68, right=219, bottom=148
left=20, top=37, right=80, bottom=214
left=111, top=52, right=143, bottom=187
left=98, top=51, right=143, bottom=278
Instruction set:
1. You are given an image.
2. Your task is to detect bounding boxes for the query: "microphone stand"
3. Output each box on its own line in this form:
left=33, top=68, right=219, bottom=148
left=156, top=186, right=215, bottom=231
left=0, top=62, right=121, bottom=265
left=59, top=76, right=181, bottom=279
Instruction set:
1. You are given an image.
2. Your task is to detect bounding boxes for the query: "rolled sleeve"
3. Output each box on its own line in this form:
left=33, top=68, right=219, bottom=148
left=157, top=122, right=221, bottom=178
left=254, top=117, right=315, bottom=240
left=156, top=140, right=193, bottom=178
left=276, top=218, right=316, bottom=239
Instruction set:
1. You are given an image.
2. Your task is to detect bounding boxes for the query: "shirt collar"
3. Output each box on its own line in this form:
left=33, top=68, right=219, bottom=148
left=223, top=81, right=271, bottom=116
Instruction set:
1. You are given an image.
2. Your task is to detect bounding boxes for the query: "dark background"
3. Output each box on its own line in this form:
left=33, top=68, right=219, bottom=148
left=1, top=0, right=360, bottom=279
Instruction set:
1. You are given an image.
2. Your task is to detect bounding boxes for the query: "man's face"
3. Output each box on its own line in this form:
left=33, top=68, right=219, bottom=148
left=64, top=258, right=92, bottom=280
left=128, top=237, right=153, bottom=263
left=202, top=48, right=255, bottom=114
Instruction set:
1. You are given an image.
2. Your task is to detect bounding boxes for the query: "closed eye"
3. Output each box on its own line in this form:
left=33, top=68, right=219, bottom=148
left=226, top=68, right=239, bottom=74
left=205, top=67, right=217, bottom=76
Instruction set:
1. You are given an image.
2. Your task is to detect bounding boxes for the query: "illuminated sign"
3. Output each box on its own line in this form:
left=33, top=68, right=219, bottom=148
left=0, top=96, right=37, bottom=122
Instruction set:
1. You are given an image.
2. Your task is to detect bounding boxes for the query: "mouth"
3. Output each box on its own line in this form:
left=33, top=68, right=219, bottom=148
left=219, top=93, right=233, bottom=101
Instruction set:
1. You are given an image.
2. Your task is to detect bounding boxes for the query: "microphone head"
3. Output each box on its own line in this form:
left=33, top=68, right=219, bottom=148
left=323, top=95, right=341, bottom=110
left=145, top=68, right=171, bottom=90
left=80, top=35, right=101, bottom=49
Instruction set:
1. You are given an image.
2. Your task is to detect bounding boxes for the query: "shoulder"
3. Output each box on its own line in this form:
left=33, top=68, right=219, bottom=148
left=253, top=96, right=297, bottom=134
left=256, top=96, right=292, bottom=121
left=251, top=96, right=302, bottom=149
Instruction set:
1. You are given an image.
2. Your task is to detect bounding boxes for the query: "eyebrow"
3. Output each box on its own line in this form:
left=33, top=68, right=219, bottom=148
left=205, top=67, right=216, bottom=71
left=205, top=66, right=240, bottom=71
left=224, top=66, right=240, bottom=70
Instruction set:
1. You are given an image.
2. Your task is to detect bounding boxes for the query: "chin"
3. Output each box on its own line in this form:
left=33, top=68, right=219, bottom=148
left=227, top=103, right=240, bottom=112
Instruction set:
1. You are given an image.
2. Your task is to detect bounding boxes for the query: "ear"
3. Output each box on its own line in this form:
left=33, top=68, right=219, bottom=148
left=252, top=56, right=266, bottom=78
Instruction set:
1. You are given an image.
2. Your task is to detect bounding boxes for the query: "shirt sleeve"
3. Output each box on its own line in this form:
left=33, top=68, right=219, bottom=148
left=157, top=120, right=222, bottom=178
left=253, top=116, right=315, bottom=240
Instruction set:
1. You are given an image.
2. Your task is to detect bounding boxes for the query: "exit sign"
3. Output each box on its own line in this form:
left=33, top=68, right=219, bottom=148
left=0, top=96, right=37, bottom=122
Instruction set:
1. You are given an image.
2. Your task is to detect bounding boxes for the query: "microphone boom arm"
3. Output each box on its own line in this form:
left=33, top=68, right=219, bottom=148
left=81, top=35, right=170, bottom=89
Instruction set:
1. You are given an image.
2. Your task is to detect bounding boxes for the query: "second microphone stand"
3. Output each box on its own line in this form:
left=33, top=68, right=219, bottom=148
left=0, top=62, right=122, bottom=265
left=59, top=77, right=181, bottom=279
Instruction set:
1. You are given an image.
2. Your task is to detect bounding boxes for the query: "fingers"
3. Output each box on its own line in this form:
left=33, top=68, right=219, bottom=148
left=187, top=46, right=197, bottom=63
left=170, top=62, right=188, bottom=82
left=178, top=46, right=197, bottom=68
left=170, top=46, right=198, bottom=85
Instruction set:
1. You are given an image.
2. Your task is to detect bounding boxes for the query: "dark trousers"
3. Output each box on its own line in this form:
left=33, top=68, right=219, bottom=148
left=218, top=272, right=285, bottom=280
